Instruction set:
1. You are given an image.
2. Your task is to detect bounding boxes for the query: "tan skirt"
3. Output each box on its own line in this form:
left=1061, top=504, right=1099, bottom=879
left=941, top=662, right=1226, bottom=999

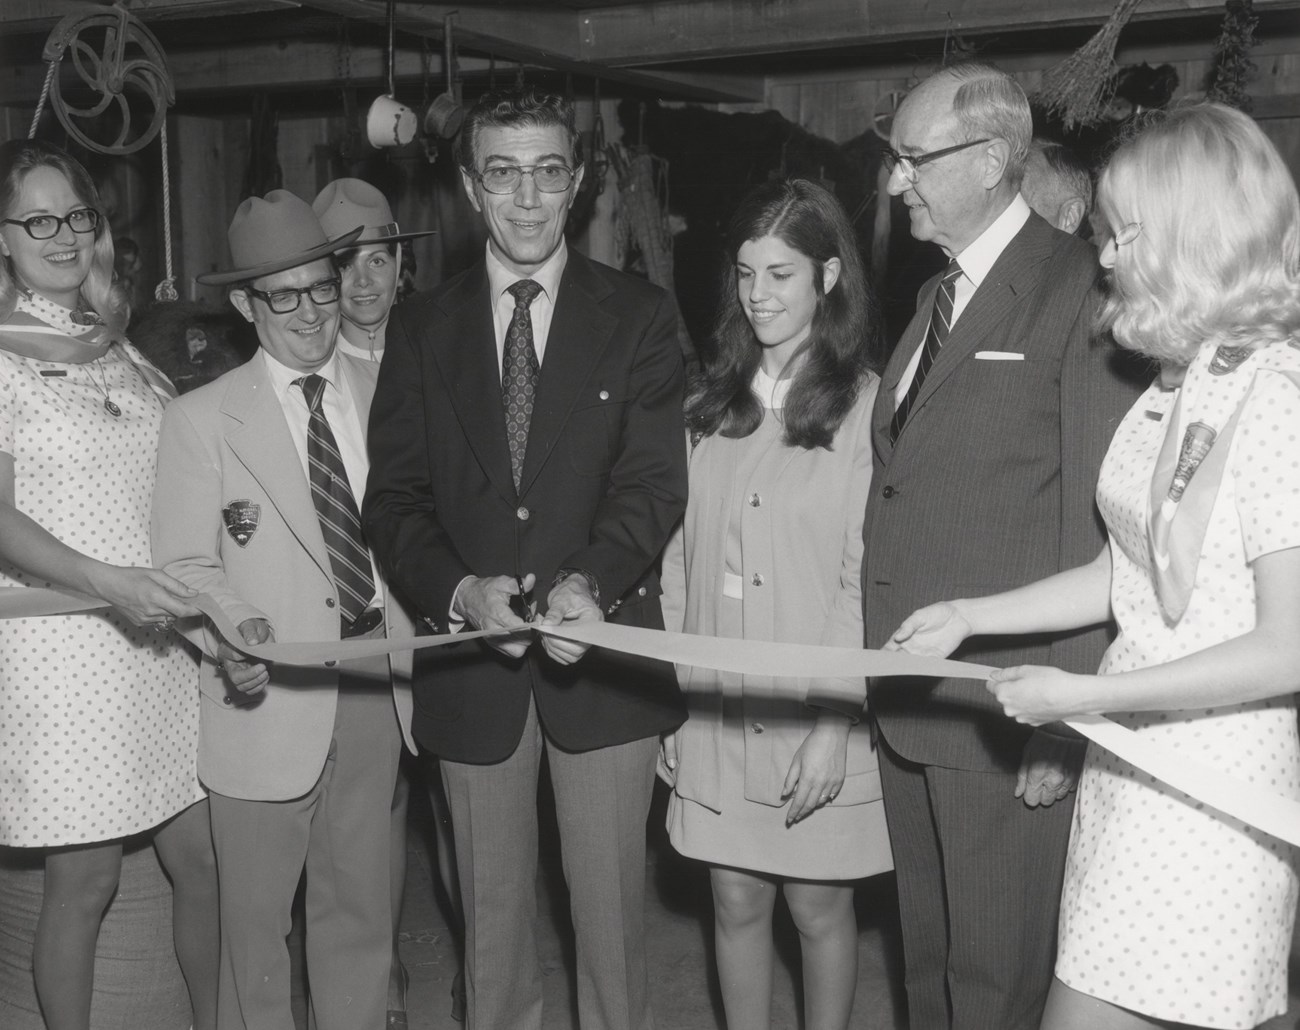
left=666, top=594, right=892, bottom=881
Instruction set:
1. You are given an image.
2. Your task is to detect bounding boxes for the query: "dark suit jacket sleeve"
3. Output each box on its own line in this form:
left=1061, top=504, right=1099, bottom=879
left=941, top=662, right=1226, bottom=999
left=557, top=289, right=687, bottom=603
left=362, top=308, right=471, bottom=626
left=1049, top=284, right=1147, bottom=675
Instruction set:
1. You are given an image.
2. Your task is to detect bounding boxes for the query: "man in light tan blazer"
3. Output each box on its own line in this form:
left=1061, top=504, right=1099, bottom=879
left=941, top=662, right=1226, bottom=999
left=151, top=190, right=414, bottom=1030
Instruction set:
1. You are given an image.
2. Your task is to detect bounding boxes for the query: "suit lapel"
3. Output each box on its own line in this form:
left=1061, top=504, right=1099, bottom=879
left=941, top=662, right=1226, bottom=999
left=874, top=281, right=935, bottom=461
left=224, top=357, right=332, bottom=583
left=430, top=266, right=518, bottom=504
left=520, top=252, right=617, bottom=496
left=898, top=215, right=1056, bottom=440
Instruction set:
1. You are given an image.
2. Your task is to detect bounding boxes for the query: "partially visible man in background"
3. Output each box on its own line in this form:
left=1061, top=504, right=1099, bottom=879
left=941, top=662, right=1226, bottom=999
left=1020, top=138, right=1092, bottom=236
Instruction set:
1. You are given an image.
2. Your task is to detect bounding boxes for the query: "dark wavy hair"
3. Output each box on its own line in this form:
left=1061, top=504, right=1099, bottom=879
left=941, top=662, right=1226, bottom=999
left=455, top=87, right=582, bottom=172
left=686, top=178, right=879, bottom=450
left=0, top=139, right=127, bottom=336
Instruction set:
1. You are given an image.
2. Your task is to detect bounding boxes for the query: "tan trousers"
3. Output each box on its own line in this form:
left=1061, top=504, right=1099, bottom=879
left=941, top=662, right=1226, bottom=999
left=209, top=645, right=401, bottom=1030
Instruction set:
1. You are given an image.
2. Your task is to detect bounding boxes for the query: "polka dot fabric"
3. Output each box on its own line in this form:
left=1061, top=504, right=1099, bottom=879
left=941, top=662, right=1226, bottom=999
left=1056, top=364, right=1300, bottom=1029
left=0, top=301, right=202, bottom=847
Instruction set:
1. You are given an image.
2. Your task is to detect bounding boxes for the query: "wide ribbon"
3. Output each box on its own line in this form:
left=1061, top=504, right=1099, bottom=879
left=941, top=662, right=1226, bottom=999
left=3, top=587, right=1299, bottom=847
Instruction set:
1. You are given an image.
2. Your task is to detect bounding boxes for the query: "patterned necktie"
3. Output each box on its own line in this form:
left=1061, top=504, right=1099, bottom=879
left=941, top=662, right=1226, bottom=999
left=502, top=279, right=543, bottom=490
left=891, top=259, right=963, bottom=442
left=296, top=374, right=375, bottom=631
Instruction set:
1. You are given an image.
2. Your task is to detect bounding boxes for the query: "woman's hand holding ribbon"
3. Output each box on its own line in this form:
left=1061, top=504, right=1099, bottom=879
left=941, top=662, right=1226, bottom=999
left=84, top=563, right=201, bottom=629
left=885, top=600, right=973, bottom=659
left=986, top=665, right=1093, bottom=726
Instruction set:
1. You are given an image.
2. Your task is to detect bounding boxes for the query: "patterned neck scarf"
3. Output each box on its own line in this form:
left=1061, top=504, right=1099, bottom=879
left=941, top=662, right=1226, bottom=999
left=1148, top=338, right=1300, bottom=622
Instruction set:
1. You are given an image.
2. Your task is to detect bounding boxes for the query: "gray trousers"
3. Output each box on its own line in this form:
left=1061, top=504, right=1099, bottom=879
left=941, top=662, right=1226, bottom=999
left=440, top=694, right=659, bottom=1030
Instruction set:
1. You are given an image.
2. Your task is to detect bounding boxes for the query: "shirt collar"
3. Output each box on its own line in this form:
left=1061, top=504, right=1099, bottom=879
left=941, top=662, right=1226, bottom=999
left=484, top=239, right=567, bottom=305
left=259, top=346, right=343, bottom=398
left=953, top=193, right=1031, bottom=289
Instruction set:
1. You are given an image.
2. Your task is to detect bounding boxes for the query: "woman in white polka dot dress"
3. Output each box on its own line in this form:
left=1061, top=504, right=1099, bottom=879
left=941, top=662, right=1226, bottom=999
left=886, top=104, right=1300, bottom=1030
left=0, top=140, right=217, bottom=1030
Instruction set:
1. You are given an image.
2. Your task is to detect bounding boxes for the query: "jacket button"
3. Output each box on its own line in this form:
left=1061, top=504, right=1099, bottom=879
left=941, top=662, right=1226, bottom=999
left=751, top=573, right=764, bottom=586
left=325, top=660, right=337, bottom=668
left=326, top=597, right=336, bottom=608
left=222, top=695, right=232, bottom=706
left=751, top=722, right=764, bottom=734
left=516, top=506, right=530, bottom=521
left=748, top=493, right=761, bottom=507
left=599, top=389, right=610, bottom=400
left=882, top=485, right=896, bottom=498
left=637, top=586, right=647, bottom=596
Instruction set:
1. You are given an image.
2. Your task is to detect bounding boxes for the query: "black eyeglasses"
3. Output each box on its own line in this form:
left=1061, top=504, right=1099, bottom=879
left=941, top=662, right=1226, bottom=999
left=2, top=208, right=100, bottom=240
left=470, top=164, right=575, bottom=195
left=881, top=139, right=992, bottom=183
left=243, top=277, right=341, bottom=314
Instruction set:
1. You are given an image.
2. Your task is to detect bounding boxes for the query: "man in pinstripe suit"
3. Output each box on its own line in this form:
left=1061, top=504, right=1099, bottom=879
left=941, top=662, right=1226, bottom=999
left=862, top=65, right=1145, bottom=1029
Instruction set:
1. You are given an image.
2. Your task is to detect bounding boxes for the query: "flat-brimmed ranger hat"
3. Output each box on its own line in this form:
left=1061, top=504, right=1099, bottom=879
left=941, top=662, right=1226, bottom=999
left=312, top=178, right=437, bottom=245
left=196, top=189, right=364, bottom=287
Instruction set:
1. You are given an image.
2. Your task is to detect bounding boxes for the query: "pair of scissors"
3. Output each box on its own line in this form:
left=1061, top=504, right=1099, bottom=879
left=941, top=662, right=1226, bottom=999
left=509, top=575, right=536, bottom=623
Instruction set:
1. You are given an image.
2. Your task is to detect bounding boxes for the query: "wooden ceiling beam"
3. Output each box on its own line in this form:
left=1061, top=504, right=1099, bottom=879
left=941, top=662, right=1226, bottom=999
left=0, top=0, right=762, bottom=101
left=576, top=0, right=1300, bottom=65
left=296, top=0, right=763, bottom=100
left=0, top=40, right=496, bottom=103
left=0, top=0, right=300, bottom=35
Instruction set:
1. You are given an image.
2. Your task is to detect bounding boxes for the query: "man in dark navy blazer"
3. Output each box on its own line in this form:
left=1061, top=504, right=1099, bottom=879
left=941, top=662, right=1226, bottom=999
left=363, top=87, right=686, bottom=1030
left=863, top=64, right=1145, bottom=1029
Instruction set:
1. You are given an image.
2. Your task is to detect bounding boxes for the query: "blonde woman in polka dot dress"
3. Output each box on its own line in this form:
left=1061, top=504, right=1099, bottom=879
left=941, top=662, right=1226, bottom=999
left=886, top=104, right=1300, bottom=1030
left=0, top=140, right=217, bottom=1030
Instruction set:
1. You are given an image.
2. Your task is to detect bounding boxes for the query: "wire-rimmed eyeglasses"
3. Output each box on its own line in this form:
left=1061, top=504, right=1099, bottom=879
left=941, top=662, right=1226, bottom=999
left=881, top=139, right=992, bottom=183
left=1112, top=222, right=1142, bottom=247
left=2, top=208, right=101, bottom=240
left=469, top=164, right=576, bottom=195
left=243, top=277, right=342, bottom=315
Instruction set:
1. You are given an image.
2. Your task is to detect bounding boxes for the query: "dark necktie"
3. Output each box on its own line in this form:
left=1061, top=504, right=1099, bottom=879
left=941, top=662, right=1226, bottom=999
left=502, top=279, right=543, bottom=490
left=296, top=374, right=375, bottom=631
left=891, top=259, right=963, bottom=442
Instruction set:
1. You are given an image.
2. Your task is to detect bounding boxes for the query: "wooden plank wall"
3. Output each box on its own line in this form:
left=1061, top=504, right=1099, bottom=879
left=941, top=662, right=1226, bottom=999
left=744, top=42, right=1300, bottom=170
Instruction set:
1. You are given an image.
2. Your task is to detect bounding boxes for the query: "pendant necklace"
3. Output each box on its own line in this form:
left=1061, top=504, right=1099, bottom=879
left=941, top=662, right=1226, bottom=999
left=87, top=356, right=121, bottom=416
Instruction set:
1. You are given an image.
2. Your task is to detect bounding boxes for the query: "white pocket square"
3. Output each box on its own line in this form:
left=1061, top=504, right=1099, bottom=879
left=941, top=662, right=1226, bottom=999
left=973, top=351, right=1025, bottom=361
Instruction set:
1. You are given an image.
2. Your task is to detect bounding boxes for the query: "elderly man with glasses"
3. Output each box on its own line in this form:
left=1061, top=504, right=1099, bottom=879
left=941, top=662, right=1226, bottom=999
left=363, top=86, right=686, bottom=1030
left=864, top=64, right=1145, bottom=1029
left=151, top=189, right=417, bottom=1030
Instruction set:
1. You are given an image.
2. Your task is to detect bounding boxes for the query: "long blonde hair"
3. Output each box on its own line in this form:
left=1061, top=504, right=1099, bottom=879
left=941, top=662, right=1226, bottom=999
left=1095, top=103, right=1300, bottom=364
left=0, top=139, right=129, bottom=337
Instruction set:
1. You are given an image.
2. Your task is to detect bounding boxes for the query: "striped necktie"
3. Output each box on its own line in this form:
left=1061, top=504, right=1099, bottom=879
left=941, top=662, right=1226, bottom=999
left=502, top=279, right=543, bottom=490
left=891, top=259, right=962, bottom=442
left=296, top=374, right=375, bottom=631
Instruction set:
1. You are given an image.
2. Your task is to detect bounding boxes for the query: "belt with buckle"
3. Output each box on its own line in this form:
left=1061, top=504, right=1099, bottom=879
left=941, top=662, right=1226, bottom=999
left=342, top=607, right=384, bottom=639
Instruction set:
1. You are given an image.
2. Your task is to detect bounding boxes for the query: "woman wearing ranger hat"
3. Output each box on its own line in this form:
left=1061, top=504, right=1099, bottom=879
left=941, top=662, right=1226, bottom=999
left=313, top=176, right=460, bottom=1025
left=312, top=178, right=435, bottom=365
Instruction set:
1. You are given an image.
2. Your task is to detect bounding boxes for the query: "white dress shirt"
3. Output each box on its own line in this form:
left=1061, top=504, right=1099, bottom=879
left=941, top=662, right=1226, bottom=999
left=895, top=193, right=1032, bottom=408
left=485, top=240, right=569, bottom=372
left=259, top=348, right=384, bottom=608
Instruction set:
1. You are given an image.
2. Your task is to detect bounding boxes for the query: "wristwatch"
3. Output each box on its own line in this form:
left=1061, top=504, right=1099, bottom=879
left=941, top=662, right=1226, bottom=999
left=552, top=567, right=600, bottom=609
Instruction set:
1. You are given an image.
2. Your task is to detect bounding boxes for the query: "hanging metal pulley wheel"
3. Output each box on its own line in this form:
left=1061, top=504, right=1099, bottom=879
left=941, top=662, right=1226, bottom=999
left=40, top=2, right=175, bottom=156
